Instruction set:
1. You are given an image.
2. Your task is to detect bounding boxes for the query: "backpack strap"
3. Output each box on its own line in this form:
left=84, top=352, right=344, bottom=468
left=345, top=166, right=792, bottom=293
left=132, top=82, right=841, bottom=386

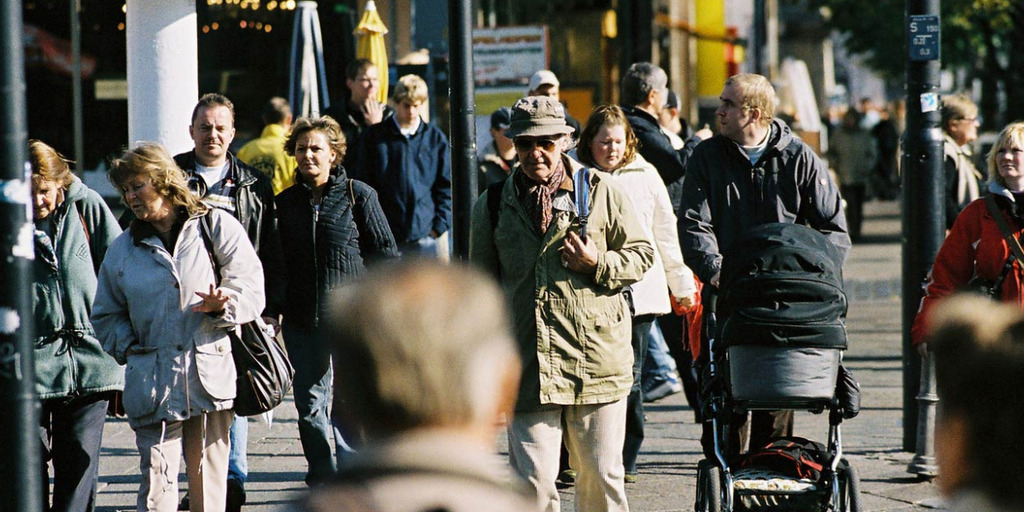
left=72, top=199, right=102, bottom=272
left=574, top=166, right=590, bottom=242
left=73, top=200, right=91, bottom=249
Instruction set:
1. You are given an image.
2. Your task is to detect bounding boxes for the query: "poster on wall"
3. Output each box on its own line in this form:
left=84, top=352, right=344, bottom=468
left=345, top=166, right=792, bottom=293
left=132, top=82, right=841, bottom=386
left=472, top=25, right=550, bottom=149
left=472, top=25, right=548, bottom=87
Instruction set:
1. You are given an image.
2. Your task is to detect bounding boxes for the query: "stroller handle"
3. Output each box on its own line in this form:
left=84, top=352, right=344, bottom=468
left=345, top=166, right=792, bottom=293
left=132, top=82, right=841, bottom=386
left=702, top=284, right=718, bottom=314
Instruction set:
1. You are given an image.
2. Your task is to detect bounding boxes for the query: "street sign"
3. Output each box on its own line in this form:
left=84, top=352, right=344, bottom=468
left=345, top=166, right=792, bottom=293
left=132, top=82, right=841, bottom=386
left=908, top=15, right=940, bottom=62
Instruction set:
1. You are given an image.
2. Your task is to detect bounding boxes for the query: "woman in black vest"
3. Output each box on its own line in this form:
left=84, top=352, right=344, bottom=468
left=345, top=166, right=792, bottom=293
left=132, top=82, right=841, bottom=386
left=276, top=116, right=398, bottom=484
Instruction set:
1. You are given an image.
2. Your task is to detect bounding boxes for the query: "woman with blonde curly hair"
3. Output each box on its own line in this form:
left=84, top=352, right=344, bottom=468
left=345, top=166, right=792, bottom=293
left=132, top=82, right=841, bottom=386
left=276, top=116, right=397, bottom=483
left=93, top=142, right=265, bottom=512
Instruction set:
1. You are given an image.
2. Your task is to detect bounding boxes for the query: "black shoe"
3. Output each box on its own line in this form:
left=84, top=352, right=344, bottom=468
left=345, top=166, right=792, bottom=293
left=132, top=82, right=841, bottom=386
left=555, top=468, right=576, bottom=489
left=226, top=478, right=246, bottom=512
left=178, top=492, right=189, bottom=511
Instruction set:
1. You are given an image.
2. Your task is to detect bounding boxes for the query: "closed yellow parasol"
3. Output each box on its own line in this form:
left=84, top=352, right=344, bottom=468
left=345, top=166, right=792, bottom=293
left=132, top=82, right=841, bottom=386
left=354, top=0, right=389, bottom=104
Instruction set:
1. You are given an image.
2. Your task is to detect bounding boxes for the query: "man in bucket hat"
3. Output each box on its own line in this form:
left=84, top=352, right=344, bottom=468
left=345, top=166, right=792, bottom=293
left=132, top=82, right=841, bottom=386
left=470, top=96, right=654, bottom=512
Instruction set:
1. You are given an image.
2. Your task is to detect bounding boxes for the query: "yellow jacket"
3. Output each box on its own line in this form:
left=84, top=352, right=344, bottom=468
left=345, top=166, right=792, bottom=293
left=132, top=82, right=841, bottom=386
left=237, top=124, right=297, bottom=195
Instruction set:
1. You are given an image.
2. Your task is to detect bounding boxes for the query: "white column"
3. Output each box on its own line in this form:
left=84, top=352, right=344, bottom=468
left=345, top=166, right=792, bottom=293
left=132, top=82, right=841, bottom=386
left=126, top=0, right=198, bottom=154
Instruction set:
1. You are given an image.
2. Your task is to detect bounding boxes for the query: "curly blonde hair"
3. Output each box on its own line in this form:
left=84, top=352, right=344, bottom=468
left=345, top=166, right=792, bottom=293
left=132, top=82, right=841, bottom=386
left=109, top=142, right=207, bottom=217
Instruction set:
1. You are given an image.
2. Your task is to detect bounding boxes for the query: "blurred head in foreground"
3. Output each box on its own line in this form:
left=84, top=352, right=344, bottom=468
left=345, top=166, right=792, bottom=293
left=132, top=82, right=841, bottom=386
left=927, top=295, right=1024, bottom=508
left=327, top=260, right=521, bottom=443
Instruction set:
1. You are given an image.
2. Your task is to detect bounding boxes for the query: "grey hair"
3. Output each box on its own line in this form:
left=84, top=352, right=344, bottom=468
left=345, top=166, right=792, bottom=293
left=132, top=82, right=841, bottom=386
left=621, top=62, right=668, bottom=107
left=326, top=261, right=519, bottom=438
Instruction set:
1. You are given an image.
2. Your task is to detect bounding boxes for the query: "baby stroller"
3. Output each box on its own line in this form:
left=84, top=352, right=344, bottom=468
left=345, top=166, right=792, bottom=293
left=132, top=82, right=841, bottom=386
left=694, top=223, right=861, bottom=512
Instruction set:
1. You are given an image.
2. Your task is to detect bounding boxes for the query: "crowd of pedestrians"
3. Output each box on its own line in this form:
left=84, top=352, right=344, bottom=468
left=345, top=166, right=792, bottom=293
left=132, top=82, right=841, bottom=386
left=29, top=53, right=1019, bottom=512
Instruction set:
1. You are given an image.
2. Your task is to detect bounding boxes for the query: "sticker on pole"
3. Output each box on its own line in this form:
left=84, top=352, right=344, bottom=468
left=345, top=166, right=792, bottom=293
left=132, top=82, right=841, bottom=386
left=908, top=15, right=940, bottom=62
left=921, top=93, right=939, bottom=113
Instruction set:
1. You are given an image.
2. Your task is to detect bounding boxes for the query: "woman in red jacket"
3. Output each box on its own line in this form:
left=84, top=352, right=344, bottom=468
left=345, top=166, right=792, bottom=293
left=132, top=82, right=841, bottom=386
left=912, top=121, right=1024, bottom=353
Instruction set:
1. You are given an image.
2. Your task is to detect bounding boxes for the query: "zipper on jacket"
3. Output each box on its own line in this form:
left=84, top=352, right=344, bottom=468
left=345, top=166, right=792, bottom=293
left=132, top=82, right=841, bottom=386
left=54, top=209, right=82, bottom=397
left=310, top=195, right=320, bottom=326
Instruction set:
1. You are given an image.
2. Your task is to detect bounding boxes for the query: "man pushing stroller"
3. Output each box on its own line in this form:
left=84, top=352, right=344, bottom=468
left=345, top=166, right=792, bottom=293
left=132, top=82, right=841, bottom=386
left=679, top=73, right=851, bottom=455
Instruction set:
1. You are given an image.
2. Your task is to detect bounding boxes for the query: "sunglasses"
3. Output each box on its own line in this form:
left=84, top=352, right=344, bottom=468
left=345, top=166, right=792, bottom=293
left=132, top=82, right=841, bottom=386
left=514, top=137, right=559, bottom=152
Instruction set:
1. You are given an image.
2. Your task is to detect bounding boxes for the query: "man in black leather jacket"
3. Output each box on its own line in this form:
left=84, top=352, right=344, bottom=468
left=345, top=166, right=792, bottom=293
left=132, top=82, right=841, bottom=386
left=174, top=93, right=286, bottom=512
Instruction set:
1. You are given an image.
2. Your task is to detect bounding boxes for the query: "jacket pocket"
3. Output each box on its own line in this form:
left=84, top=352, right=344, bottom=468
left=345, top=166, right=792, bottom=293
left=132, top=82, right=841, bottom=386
left=195, top=336, right=236, bottom=401
left=582, top=295, right=633, bottom=380
left=123, top=347, right=159, bottom=418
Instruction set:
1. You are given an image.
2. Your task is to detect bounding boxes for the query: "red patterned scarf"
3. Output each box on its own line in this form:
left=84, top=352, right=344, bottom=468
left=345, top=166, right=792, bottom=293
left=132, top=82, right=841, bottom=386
left=515, top=160, right=568, bottom=235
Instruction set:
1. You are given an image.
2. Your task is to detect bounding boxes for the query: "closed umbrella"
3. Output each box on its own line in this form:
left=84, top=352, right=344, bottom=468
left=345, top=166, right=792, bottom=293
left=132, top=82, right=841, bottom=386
left=354, top=0, right=389, bottom=104
left=289, top=1, right=330, bottom=117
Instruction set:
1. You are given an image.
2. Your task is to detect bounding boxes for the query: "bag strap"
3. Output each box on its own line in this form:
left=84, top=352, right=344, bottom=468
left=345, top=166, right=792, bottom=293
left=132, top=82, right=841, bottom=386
left=574, top=166, right=590, bottom=242
left=197, top=210, right=223, bottom=286
left=984, top=195, right=1024, bottom=263
left=73, top=200, right=91, bottom=250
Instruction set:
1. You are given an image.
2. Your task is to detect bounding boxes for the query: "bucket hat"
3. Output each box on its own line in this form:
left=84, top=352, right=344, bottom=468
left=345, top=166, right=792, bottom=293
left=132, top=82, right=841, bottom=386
left=505, top=96, right=575, bottom=139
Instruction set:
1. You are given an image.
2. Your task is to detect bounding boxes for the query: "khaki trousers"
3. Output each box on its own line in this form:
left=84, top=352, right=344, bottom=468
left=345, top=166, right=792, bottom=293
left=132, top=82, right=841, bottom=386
left=507, top=399, right=629, bottom=512
left=133, top=409, right=233, bottom=512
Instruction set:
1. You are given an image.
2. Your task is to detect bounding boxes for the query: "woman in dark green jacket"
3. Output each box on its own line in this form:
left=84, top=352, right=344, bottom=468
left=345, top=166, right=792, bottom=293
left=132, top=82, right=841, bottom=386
left=30, top=140, right=122, bottom=512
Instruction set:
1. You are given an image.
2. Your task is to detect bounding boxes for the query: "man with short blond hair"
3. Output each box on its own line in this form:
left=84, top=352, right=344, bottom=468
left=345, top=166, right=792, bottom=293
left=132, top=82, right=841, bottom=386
left=680, top=73, right=849, bottom=459
left=355, top=74, right=451, bottom=259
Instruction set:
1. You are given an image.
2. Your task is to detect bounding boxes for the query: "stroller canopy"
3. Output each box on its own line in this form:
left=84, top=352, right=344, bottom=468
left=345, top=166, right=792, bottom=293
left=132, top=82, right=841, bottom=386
left=717, top=223, right=848, bottom=349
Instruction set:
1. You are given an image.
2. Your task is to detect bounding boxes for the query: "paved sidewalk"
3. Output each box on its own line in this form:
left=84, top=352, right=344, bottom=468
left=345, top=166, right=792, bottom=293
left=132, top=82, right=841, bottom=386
left=94, top=200, right=946, bottom=511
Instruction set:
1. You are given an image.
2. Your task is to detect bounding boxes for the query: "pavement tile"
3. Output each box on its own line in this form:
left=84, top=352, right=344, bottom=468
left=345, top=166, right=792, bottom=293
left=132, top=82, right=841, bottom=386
left=93, top=201, right=947, bottom=511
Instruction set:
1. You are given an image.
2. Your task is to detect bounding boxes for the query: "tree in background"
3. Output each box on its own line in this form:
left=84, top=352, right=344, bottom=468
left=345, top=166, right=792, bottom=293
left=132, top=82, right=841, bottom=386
left=798, top=0, right=1024, bottom=129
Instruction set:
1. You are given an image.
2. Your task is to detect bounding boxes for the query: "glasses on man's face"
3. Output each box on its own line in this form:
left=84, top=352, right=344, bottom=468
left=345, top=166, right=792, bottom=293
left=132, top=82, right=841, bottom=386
left=956, top=117, right=980, bottom=125
left=514, top=137, right=558, bottom=152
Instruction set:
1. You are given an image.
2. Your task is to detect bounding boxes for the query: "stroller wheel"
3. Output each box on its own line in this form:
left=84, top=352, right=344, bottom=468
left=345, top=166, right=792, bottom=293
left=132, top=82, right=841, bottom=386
left=695, top=459, right=722, bottom=512
left=838, top=459, right=863, bottom=512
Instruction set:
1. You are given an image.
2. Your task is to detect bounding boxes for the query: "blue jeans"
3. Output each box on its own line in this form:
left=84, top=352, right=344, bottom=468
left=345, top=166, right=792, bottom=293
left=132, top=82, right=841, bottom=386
left=642, top=320, right=677, bottom=381
left=282, top=324, right=354, bottom=485
left=227, top=416, right=247, bottom=483
left=399, top=235, right=439, bottom=259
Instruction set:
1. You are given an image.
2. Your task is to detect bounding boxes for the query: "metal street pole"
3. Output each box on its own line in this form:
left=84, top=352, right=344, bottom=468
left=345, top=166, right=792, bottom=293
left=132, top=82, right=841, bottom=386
left=71, top=0, right=84, bottom=174
left=447, top=0, right=477, bottom=260
left=0, top=0, right=42, bottom=510
left=901, top=0, right=943, bottom=458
